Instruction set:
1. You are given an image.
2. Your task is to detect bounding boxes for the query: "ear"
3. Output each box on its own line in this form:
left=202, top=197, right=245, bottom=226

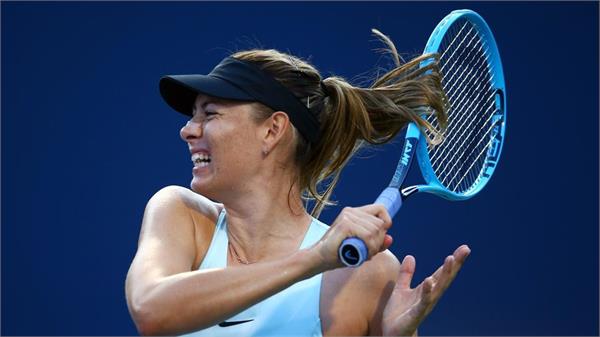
left=260, top=111, right=291, bottom=153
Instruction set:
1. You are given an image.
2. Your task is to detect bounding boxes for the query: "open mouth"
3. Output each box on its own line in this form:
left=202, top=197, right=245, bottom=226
left=191, top=153, right=212, bottom=168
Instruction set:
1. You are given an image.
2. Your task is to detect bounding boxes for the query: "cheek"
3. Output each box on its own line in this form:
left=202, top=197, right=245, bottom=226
left=212, top=125, right=262, bottom=171
left=231, top=133, right=261, bottom=164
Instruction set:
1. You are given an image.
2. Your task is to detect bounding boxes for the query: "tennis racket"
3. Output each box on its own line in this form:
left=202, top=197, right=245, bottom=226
left=338, top=9, right=507, bottom=267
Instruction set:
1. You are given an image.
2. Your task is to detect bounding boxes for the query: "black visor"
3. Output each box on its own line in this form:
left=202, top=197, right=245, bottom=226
left=159, top=57, right=321, bottom=144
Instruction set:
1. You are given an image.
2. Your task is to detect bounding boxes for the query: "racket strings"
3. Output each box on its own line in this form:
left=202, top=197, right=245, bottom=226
left=424, top=19, right=500, bottom=194
left=420, top=24, right=482, bottom=147
left=432, top=96, right=494, bottom=187
left=439, top=41, right=490, bottom=104
left=429, top=24, right=491, bottom=157
left=437, top=22, right=471, bottom=71
left=430, top=79, right=495, bottom=167
left=425, top=22, right=487, bottom=145
left=430, top=53, right=494, bottom=159
left=441, top=103, right=500, bottom=189
left=440, top=27, right=479, bottom=76
left=439, top=82, right=495, bottom=190
left=440, top=76, right=497, bottom=190
left=451, top=122, right=501, bottom=188
left=441, top=60, right=496, bottom=190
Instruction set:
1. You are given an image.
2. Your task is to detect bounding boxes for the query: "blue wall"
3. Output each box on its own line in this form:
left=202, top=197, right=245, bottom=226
left=2, top=2, right=598, bottom=335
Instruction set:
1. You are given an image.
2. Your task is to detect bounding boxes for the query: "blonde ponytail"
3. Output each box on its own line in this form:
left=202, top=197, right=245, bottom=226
left=233, top=30, right=448, bottom=217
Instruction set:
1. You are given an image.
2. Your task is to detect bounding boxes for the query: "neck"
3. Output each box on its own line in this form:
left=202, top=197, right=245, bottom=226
left=218, top=166, right=312, bottom=264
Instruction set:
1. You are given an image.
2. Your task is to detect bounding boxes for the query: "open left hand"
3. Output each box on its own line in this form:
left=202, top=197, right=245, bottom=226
left=381, top=245, right=471, bottom=336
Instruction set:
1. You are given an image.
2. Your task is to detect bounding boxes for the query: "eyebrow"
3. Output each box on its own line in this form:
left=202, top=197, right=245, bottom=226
left=192, top=99, right=217, bottom=114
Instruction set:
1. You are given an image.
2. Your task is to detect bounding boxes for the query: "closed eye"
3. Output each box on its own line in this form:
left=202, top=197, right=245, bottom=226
left=191, top=108, right=219, bottom=122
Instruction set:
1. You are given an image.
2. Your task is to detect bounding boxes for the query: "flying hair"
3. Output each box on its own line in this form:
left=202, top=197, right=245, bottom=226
left=232, top=29, right=448, bottom=217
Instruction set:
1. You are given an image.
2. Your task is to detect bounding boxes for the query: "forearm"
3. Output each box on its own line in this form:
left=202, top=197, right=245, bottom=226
left=139, top=248, right=323, bottom=335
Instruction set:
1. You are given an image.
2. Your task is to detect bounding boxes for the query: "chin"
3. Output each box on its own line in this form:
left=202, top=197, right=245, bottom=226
left=190, top=177, right=220, bottom=201
left=190, top=177, right=207, bottom=193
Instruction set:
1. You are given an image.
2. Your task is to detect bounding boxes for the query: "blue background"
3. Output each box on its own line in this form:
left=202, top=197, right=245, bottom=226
left=2, top=1, right=598, bottom=335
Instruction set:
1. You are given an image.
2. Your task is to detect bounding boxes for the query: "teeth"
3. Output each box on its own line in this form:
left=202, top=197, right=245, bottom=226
left=191, top=153, right=211, bottom=167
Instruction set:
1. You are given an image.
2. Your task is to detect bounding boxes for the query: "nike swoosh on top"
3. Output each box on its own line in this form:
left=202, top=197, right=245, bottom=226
left=344, top=249, right=358, bottom=262
left=218, top=319, right=254, bottom=327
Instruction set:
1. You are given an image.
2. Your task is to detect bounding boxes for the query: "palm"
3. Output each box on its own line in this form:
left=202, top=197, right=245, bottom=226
left=381, top=245, right=471, bottom=337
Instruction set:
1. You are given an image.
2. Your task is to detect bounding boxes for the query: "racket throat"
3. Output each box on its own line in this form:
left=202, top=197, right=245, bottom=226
left=401, top=186, right=419, bottom=199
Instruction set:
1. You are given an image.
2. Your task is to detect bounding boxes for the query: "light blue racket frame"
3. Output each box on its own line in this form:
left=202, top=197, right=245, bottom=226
left=338, top=9, right=507, bottom=267
left=416, top=9, right=506, bottom=200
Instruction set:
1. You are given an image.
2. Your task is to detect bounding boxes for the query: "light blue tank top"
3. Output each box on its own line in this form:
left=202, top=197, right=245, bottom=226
left=181, top=210, right=329, bottom=337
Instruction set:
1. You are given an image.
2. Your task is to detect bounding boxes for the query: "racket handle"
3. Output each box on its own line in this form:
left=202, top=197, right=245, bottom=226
left=374, top=187, right=403, bottom=218
left=338, top=237, right=368, bottom=267
left=338, top=187, right=402, bottom=267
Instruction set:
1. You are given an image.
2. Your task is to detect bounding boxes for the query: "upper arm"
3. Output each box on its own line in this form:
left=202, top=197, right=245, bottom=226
left=365, top=250, right=401, bottom=336
left=125, top=186, right=219, bottom=319
left=321, top=250, right=400, bottom=336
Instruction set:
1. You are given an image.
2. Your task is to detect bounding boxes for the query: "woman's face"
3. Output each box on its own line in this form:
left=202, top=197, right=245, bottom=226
left=180, top=94, right=264, bottom=200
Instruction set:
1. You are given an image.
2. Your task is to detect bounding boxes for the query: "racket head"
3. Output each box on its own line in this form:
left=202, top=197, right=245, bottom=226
left=414, top=9, right=507, bottom=201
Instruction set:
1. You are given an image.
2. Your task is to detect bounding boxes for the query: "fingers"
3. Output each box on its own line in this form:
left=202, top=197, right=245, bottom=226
left=336, top=205, right=393, bottom=258
left=419, top=276, right=437, bottom=315
left=430, top=244, right=471, bottom=280
left=396, top=255, right=416, bottom=289
left=357, top=203, right=392, bottom=230
left=344, top=212, right=382, bottom=258
left=343, top=205, right=392, bottom=254
left=422, top=276, right=434, bottom=296
left=383, top=234, right=394, bottom=250
left=428, top=245, right=471, bottom=301
left=437, top=256, right=456, bottom=293
left=386, top=245, right=471, bottom=333
left=453, top=244, right=471, bottom=265
left=430, top=255, right=453, bottom=281
left=439, top=245, right=470, bottom=285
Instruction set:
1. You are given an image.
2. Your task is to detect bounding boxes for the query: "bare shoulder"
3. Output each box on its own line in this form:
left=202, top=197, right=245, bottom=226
left=361, top=249, right=401, bottom=286
left=341, top=249, right=400, bottom=299
left=145, top=185, right=222, bottom=268
left=127, top=186, right=222, bottom=319
left=147, top=185, right=221, bottom=222
left=325, top=249, right=400, bottom=297
left=321, top=250, right=401, bottom=336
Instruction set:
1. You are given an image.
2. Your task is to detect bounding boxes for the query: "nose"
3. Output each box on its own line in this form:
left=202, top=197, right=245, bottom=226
left=180, top=120, right=203, bottom=142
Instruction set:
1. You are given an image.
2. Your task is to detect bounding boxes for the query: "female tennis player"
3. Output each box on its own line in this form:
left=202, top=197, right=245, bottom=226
left=125, top=32, right=471, bottom=336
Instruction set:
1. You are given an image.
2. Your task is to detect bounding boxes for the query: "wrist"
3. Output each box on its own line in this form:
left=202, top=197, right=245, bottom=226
left=293, top=246, right=329, bottom=278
